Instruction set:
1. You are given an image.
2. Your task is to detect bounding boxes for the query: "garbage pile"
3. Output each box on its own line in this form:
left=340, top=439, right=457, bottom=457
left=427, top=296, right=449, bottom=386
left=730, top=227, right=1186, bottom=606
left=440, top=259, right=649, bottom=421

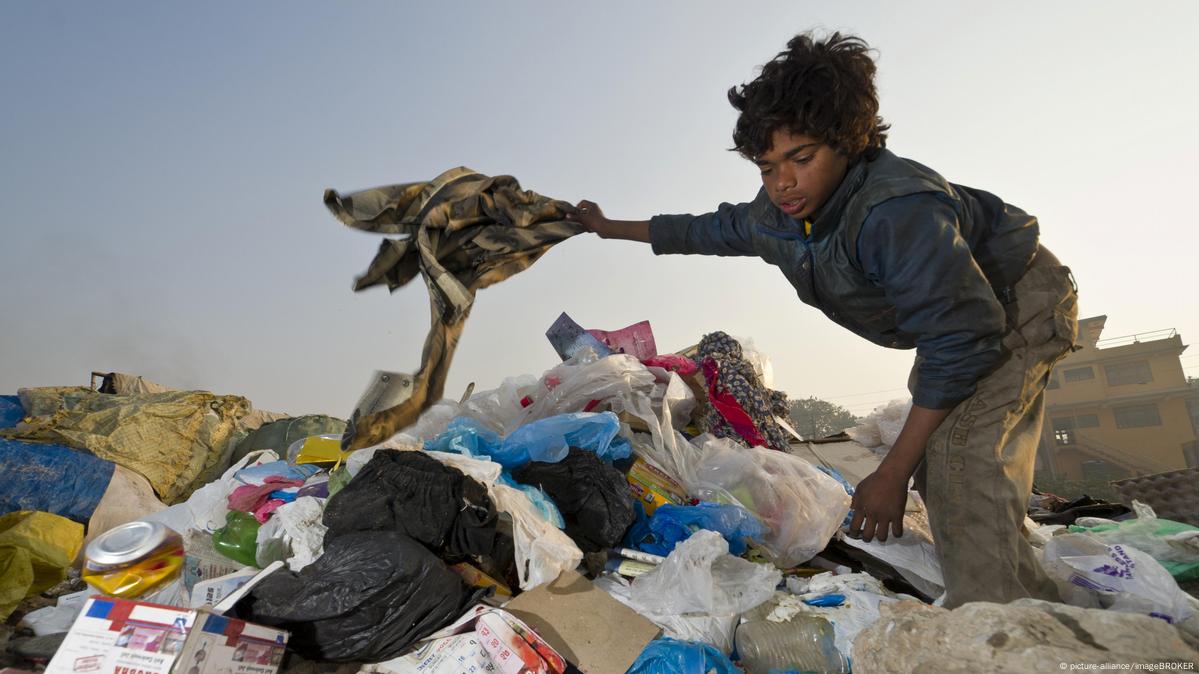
left=3, top=319, right=1199, bottom=673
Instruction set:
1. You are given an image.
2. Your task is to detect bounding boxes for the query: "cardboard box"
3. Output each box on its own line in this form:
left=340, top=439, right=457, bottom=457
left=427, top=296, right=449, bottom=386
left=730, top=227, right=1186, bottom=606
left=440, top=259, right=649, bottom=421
left=45, top=597, right=287, bottom=674
left=502, top=571, right=659, bottom=674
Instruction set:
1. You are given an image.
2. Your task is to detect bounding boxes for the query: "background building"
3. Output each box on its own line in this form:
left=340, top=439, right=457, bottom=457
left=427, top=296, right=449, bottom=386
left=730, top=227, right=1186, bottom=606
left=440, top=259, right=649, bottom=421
left=1038, top=315, right=1199, bottom=481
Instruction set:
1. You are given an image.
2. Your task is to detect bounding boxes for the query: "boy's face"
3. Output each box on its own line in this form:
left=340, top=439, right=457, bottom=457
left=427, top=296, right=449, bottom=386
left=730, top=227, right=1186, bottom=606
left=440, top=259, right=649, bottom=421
left=754, top=128, right=850, bottom=221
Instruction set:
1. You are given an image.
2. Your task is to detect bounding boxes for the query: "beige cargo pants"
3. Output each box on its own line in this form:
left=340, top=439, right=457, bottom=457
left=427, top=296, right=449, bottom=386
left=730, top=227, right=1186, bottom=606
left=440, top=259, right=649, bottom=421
left=914, top=246, right=1078, bottom=608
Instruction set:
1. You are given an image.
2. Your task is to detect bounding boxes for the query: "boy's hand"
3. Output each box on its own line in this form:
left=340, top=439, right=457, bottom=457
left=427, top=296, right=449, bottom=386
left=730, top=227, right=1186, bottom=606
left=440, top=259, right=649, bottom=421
left=566, top=200, right=614, bottom=236
left=849, top=466, right=908, bottom=542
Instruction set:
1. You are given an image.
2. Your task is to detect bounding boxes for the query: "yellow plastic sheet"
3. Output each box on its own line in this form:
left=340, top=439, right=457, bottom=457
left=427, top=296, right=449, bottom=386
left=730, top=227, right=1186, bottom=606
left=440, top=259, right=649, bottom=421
left=295, top=435, right=352, bottom=470
left=0, top=511, right=84, bottom=619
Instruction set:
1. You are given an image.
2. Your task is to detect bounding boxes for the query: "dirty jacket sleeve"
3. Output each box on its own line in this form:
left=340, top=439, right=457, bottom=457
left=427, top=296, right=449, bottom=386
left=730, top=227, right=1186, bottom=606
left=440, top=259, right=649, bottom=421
left=859, top=193, right=1007, bottom=410
left=648, top=189, right=769, bottom=256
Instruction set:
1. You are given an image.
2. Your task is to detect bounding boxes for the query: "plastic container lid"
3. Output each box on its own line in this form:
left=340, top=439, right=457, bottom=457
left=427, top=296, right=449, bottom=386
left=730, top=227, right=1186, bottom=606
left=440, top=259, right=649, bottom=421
left=85, top=520, right=173, bottom=567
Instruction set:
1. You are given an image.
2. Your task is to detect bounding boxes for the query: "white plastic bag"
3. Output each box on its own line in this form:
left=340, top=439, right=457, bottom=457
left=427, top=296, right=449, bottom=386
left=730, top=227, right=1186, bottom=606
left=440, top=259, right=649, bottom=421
left=272, top=496, right=328, bottom=572
left=142, top=450, right=279, bottom=534
left=516, top=353, right=656, bottom=431
left=731, top=335, right=775, bottom=389
left=837, top=529, right=945, bottom=600
left=595, top=573, right=739, bottom=654
left=616, top=372, right=704, bottom=488
left=845, top=399, right=911, bottom=453
left=689, top=436, right=851, bottom=567
left=1069, top=501, right=1199, bottom=574
left=492, top=484, right=582, bottom=590
left=425, top=451, right=579, bottom=591
left=630, top=530, right=781, bottom=616
left=780, top=572, right=905, bottom=660
left=1042, top=532, right=1195, bottom=625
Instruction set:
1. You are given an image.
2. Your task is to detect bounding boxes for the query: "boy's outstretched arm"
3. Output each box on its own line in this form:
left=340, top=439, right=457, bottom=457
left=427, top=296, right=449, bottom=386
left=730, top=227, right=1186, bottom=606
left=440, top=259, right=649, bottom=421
left=566, top=200, right=651, bottom=242
left=849, top=404, right=951, bottom=543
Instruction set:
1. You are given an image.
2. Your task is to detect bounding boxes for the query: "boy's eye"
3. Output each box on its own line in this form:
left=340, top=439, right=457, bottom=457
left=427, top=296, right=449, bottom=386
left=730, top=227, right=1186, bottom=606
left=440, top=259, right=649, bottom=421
left=794, top=155, right=814, bottom=165
left=759, top=168, right=773, bottom=176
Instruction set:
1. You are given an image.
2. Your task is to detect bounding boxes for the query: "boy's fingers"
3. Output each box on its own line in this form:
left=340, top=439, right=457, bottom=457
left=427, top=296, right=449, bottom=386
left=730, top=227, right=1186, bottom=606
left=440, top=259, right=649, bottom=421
left=848, top=508, right=864, bottom=537
left=892, top=518, right=904, bottom=539
left=860, top=516, right=875, bottom=542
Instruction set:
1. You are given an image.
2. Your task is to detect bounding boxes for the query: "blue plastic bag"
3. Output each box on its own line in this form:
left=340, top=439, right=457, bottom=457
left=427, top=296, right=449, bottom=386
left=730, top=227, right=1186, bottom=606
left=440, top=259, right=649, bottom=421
left=632, top=502, right=767, bottom=556
left=428, top=412, right=631, bottom=469
left=425, top=416, right=502, bottom=458
left=817, top=465, right=855, bottom=529
left=496, top=411, right=630, bottom=468
left=626, top=638, right=737, bottom=674
left=0, top=396, right=23, bottom=429
left=1, top=438, right=115, bottom=523
left=497, top=473, right=566, bottom=529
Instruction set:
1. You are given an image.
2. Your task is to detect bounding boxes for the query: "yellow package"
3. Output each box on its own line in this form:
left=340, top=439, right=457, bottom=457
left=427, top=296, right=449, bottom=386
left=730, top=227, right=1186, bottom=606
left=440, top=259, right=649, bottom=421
left=0, top=511, right=84, bottom=619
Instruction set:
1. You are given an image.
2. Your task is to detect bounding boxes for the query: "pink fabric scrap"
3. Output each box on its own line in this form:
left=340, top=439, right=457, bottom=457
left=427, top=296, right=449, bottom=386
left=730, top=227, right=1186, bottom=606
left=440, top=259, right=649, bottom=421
left=228, top=476, right=305, bottom=513
left=253, top=499, right=287, bottom=523
left=642, top=354, right=698, bottom=376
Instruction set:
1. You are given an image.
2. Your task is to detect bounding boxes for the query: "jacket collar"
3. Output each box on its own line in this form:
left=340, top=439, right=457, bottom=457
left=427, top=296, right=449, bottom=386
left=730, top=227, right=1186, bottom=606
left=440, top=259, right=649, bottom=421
left=808, top=152, right=872, bottom=240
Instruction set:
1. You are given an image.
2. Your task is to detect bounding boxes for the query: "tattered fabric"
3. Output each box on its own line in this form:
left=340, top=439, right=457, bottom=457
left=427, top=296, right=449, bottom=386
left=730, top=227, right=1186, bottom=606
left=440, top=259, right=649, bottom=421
left=325, top=167, right=584, bottom=449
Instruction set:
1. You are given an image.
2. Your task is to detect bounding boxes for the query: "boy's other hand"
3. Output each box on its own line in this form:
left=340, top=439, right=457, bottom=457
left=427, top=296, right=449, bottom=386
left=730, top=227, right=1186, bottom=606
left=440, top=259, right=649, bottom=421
left=566, top=200, right=614, bottom=236
left=848, top=467, right=907, bottom=543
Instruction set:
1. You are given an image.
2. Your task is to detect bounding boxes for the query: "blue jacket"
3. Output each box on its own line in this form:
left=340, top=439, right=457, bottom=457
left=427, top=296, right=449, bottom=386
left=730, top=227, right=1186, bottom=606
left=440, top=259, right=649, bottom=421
left=649, top=149, right=1040, bottom=409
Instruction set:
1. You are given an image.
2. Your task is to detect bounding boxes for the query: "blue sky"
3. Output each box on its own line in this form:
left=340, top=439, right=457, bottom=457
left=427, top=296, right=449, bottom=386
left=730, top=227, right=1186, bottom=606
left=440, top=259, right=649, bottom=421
left=2, top=2, right=1197, bottom=418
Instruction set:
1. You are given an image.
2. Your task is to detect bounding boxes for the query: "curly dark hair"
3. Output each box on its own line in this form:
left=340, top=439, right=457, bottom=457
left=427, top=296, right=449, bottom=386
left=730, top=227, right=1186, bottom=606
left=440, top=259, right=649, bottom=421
left=729, top=32, right=889, bottom=160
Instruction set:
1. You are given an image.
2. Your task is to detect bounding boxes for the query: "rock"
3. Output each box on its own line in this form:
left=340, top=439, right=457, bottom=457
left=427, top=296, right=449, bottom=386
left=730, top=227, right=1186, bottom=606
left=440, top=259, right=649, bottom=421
left=852, top=599, right=1198, bottom=673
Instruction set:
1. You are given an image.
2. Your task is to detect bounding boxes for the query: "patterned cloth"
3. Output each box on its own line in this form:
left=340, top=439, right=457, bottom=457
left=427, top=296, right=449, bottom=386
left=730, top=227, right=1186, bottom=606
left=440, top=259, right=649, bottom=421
left=696, top=332, right=790, bottom=451
left=325, top=167, right=584, bottom=449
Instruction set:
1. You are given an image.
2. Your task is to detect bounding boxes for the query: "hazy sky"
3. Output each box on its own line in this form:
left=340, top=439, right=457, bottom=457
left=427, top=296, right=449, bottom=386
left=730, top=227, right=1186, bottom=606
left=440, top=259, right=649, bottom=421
left=2, top=2, right=1197, bottom=420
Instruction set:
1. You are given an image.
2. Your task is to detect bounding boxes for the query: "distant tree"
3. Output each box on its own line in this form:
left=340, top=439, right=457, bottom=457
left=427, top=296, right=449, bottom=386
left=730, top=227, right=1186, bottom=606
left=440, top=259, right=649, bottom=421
left=788, top=397, right=859, bottom=440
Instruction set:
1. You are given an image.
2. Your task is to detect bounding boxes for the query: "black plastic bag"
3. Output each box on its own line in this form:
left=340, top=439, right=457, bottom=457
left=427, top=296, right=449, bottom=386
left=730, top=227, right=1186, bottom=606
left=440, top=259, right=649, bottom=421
left=323, top=449, right=496, bottom=557
left=513, top=448, right=635, bottom=552
left=233, top=530, right=481, bottom=662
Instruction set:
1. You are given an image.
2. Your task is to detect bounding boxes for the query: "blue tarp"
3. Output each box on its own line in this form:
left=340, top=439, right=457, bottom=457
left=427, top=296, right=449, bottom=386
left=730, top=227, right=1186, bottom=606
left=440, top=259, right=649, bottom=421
left=0, top=396, right=23, bottom=429
left=0, top=438, right=115, bottom=523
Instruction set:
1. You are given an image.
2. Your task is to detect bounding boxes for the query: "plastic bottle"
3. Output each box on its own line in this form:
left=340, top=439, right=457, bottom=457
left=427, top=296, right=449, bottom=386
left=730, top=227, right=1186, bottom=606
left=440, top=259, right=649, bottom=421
left=212, top=511, right=262, bottom=567
left=735, top=614, right=849, bottom=674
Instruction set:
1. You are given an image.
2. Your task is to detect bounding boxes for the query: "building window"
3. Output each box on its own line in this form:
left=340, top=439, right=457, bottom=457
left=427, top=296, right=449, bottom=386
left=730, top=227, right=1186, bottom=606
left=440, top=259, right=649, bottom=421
left=1053, top=417, right=1076, bottom=445
left=1075, top=414, right=1100, bottom=428
left=1047, top=373, right=1061, bottom=390
left=1064, top=367, right=1095, bottom=383
left=1113, top=404, right=1162, bottom=429
left=1105, top=360, right=1153, bottom=386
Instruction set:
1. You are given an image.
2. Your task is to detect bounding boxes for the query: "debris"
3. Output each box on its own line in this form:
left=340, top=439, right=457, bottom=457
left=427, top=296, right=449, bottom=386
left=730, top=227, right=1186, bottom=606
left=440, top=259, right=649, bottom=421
left=851, top=599, right=1199, bottom=672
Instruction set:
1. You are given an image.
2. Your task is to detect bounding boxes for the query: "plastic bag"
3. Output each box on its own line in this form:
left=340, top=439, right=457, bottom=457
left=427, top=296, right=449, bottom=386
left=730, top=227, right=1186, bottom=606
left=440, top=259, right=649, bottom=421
left=630, top=530, right=780, bottom=617
left=845, top=399, right=911, bottom=452
left=1042, top=532, right=1195, bottom=625
left=837, top=528, right=945, bottom=600
left=616, top=373, right=704, bottom=488
left=780, top=572, right=904, bottom=662
left=234, top=530, right=481, bottom=662
left=689, top=436, right=851, bottom=567
left=427, top=412, right=630, bottom=469
left=492, top=484, right=582, bottom=590
left=594, top=573, right=739, bottom=654
left=731, top=335, right=775, bottom=389
left=459, top=374, right=540, bottom=435
left=634, top=502, right=767, bottom=557
left=626, top=638, right=738, bottom=674
left=1068, top=500, right=1199, bottom=581
left=498, top=411, right=631, bottom=467
left=512, top=448, right=635, bottom=552
left=518, top=353, right=657, bottom=434
left=416, top=451, right=580, bottom=590
left=0, top=511, right=84, bottom=619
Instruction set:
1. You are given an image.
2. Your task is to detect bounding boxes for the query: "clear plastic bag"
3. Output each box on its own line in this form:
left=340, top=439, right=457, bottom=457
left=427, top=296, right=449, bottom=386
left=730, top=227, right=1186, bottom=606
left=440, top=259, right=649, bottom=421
left=1042, top=532, right=1195, bottom=625
left=845, top=399, right=911, bottom=452
left=492, top=484, right=582, bottom=590
left=1068, top=500, right=1199, bottom=580
left=688, top=436, right=851, bottom=567
left=629, top=530, right=780, bottom=617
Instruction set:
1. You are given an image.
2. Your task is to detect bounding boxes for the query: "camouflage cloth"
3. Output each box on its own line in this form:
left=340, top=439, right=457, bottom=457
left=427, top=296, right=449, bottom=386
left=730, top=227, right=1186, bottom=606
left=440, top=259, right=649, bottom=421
left=325, top=167, right=584, bottom=449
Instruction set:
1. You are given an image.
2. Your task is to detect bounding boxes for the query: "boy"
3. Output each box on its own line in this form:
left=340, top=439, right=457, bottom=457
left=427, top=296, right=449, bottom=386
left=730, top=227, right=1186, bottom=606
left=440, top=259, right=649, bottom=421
left=566, top=32, right=1078, bottom=607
